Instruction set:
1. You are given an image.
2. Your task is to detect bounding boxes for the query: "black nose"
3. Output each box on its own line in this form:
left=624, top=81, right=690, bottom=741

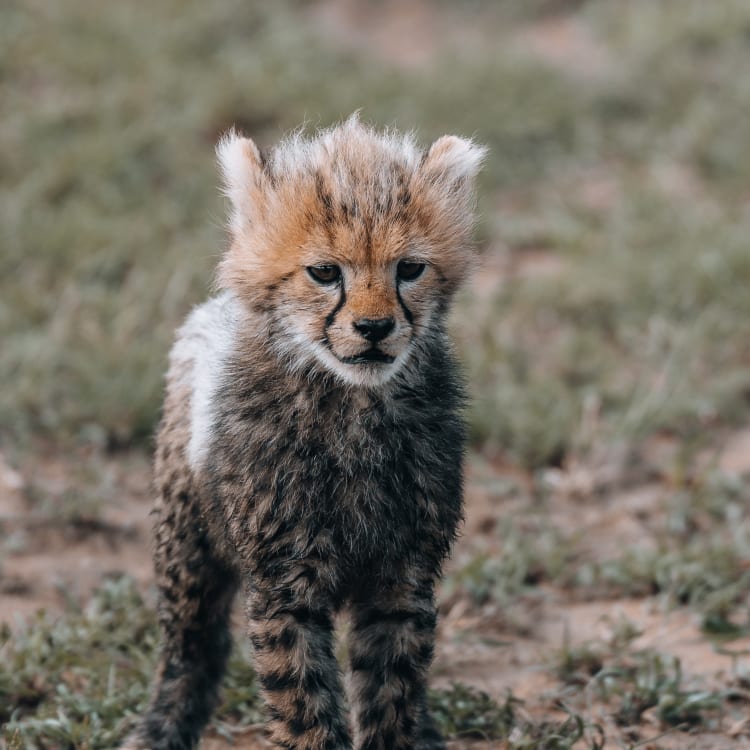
left=353, top=317, right=395, bottom=343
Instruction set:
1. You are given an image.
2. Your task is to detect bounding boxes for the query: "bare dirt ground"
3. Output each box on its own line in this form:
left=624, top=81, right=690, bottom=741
left=2, top=433, right=749, bottom=749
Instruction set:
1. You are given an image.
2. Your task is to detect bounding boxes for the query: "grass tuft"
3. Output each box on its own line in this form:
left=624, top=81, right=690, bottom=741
left=428, top=683, right=605, bottom=749
left=0, top=577, right=262, bottom=749
left=553, top=618, right=729, bottom=733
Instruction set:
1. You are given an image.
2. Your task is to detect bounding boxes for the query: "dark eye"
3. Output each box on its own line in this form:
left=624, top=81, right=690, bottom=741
left=307, top=265, right=341, bottom=284
left=396, top=260, right=425, bottom=281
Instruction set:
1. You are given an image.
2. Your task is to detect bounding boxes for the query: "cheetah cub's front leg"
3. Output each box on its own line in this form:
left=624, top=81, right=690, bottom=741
left=349, top=581, right=445, bottom=750
left=246, top=586, right=351, bottom=750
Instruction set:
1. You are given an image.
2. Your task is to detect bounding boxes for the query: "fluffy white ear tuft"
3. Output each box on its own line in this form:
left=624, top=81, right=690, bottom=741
left=423, top=135, right=488, bottom=182
left=216, top=129, right=264, bottom=234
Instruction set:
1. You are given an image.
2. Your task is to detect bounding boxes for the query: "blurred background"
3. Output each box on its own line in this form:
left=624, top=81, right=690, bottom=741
left=2, top=1, right=750, bottom=748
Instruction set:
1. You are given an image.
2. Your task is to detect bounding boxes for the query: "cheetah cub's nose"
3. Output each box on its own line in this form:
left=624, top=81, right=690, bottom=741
left=353, top=317, right=395, bottom=343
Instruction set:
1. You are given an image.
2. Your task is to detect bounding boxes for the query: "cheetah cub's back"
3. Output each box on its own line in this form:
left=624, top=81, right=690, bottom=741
left=123, top=115, right=485, bottom=750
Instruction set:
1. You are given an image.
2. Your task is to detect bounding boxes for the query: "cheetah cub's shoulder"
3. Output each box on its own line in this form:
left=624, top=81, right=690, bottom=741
left=124, top=115, right=486, bottom=750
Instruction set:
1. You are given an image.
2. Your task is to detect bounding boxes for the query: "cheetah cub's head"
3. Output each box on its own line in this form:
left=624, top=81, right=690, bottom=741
left=217, top=115, right=486, bottom=387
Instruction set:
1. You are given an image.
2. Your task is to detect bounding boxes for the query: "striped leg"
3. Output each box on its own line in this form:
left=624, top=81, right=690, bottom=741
left=123, top=494, right=239, bottom=750
left=247, top=588, right=351, bottom=750
left=348, top=581, right=444, bottom=750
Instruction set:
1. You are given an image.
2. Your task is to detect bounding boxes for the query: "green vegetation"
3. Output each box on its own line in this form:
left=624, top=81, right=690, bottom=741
left=450, top=474, right=750, bottom=631
left=3, top=0, right=750, bottom=460
left=429, top=683, right=605, bottom=749
left=553, top=618, right=729, bottom=732
left=442, top=517, right=576, bottom=633
left=572, top=530, right=750, bottom=632
left=0, top=577, right=262, bottom=749
left=571, top=470, right=750, bottom=630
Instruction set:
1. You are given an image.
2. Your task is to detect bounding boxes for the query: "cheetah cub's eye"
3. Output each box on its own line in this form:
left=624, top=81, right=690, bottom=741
left=307, top=265, right=342, bottom=284
left=396, top=260, right=426, bottom=281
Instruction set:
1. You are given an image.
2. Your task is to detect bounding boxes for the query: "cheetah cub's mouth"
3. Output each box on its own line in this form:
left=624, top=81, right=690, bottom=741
left=339, top=349, right=396, bottom=365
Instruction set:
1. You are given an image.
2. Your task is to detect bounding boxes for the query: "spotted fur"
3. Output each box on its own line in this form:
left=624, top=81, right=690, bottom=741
left=123, top=115, right=485, bottom=750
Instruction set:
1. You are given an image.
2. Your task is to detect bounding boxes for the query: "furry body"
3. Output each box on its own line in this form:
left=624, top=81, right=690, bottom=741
left=124, top=117, right=485, bottom=750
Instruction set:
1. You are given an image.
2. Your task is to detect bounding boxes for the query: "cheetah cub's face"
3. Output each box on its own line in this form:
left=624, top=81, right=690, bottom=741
left=216, top=116, right=486, bottom=387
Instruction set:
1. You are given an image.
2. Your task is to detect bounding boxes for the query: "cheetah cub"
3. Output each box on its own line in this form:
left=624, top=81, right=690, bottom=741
left=123, top=116, right=486, bottom=750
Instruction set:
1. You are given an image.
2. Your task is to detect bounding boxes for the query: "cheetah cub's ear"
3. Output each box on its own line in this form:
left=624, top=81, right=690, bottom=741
left=417, top=135, right=487, bottom=231
left=414, top=136, right=487, bottom=284
left=421, top=135, right=487, bottom=197
left=216, top=129, right=265, bottom=235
